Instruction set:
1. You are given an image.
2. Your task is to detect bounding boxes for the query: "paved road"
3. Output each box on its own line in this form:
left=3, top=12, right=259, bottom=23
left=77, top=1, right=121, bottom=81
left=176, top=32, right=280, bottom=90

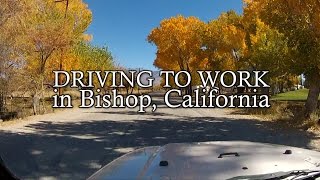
left=0, top=98, right=319, bottom=180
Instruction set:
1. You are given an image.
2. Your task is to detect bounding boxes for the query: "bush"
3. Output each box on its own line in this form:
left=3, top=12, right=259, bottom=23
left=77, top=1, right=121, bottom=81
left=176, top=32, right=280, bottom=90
left=303, top=111, right=320, bottom=129
left=244, top=101, right=320, bottom=129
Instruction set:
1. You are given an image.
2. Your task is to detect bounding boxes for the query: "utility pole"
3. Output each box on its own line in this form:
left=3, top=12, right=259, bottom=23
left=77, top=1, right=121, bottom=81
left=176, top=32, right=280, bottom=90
left=138, top=68, right=140, bottom=94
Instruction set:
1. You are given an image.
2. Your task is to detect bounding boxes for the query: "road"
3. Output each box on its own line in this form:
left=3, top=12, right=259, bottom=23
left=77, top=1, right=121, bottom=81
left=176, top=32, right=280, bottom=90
left=0, top=97, right=320, bottom=180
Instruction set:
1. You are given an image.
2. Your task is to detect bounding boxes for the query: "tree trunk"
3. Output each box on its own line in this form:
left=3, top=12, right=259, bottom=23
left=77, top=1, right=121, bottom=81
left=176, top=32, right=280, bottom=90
left=186, top=64, right=192, bottom=96
left=40, top=75, right=47, bottom=114
left=58, top=49, right=64, bottom=96
left=305, top=72, right=320, bottom=118
left=279, top=82, right=284, bottom=93
left=130, top=87, right=134, bottom=95
left=32, top=93, right=39, bottom=115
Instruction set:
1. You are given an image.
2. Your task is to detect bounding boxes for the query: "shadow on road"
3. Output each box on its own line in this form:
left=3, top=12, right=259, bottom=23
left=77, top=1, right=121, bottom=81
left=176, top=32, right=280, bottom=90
left=0, top=110, right=319, bottom=179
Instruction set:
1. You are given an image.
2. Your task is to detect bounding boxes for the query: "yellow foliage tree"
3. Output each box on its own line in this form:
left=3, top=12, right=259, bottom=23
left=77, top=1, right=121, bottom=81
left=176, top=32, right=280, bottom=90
left=148, top=15, right=205, bottom=93
left=20, top=0, right=92, bottom=114
left=148, top=15, right=205, bottom=71
left=244, top=0, right=320, bottom=117
left=0, top=0, right=26, bottom=112
left=148, top=12, right=246, bottom=89
left=200, top=11, right=246, bottom=71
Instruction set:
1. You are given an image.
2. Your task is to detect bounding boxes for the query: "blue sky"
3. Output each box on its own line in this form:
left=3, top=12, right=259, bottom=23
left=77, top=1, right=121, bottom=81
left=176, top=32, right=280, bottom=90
left=84, top=0, right=243, bottom=70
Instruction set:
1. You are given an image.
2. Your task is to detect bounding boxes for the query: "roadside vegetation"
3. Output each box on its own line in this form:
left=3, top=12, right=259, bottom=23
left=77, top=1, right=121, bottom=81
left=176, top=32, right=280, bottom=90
left=148, top=0, right=320, bottom=126
left=246, top=89, right=320, bottom=129
left=272, top=89, right=320, bottom=101
left=0, top=0, right=115, bottom=119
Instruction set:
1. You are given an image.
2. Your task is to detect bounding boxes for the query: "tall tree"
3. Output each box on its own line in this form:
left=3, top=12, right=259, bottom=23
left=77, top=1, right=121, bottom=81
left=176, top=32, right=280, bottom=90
left=241, top=9, right=294, bottom=94
left=70, top=42, right=114, bottom=74
left=201, top=11, right=246, bottom=71
left=0, top=0, right=25, bottom=112
left=244, top=0, right=320, bottom=117
left=21, top=0, right=92, bottom=113
left=148, top=15, right=205, bottom=93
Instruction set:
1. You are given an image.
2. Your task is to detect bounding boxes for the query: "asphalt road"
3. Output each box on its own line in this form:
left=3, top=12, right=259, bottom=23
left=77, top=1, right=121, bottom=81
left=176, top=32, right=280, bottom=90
left=0, top=97, right=319, bottom=180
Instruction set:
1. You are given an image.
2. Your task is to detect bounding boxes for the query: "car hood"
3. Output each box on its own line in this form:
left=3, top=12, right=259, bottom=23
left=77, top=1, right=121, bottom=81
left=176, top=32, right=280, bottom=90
left=88, top=141, right=320, bottom=180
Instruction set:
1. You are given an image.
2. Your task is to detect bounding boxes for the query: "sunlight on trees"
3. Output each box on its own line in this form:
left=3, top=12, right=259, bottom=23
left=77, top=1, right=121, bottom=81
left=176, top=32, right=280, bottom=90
left=244, top=0, right=320, bottom=117
left=1, top=0, right=319, bottom=119
left=148, top=1, right=320, bottom=117
left=0, top=0, right=114, bottom=115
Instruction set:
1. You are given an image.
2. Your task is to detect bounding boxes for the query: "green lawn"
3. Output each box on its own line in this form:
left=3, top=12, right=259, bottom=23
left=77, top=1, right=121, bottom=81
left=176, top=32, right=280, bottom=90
left=271, top=89, right=320, bottom=101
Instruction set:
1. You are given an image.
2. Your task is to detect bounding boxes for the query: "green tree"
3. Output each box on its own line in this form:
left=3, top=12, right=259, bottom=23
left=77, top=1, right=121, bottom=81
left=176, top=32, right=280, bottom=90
left=241, top=11, right=294, bottom=94
left=70, top=42, right=114, bottom=88
left=21, top=0, right=92, bottom=114
left=244, top=0, right=320, bottom=117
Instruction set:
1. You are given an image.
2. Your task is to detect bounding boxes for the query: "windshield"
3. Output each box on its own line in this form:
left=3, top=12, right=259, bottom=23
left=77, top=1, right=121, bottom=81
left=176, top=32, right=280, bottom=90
left=1, top=0, right=320, bottom=180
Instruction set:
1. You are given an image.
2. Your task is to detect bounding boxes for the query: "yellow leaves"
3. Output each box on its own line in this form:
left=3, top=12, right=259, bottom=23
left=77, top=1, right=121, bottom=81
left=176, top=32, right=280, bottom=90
left=21, top=0, right=93, bottom=75
left=148, top=11, right=247, bottom=73
left=244, top=0, right=320, bottom=74
left=149, top=15, right=203, bottom=49
left=248, top=19, right=270, bottom=46
left=148, top=15, right=205, bottom=71
left=200, top=11, right=246, bottom=71
left=245, top=0, right=320, bottom=35
left=82, top=34, right=93, bottom=42
left=250, top=34, right=258, bottom=45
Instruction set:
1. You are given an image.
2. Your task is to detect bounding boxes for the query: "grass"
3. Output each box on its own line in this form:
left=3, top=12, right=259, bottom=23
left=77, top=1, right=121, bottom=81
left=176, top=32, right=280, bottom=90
left=271, top=89, right=320, bottom=101
left=246, top=89, right=320, bottom=129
